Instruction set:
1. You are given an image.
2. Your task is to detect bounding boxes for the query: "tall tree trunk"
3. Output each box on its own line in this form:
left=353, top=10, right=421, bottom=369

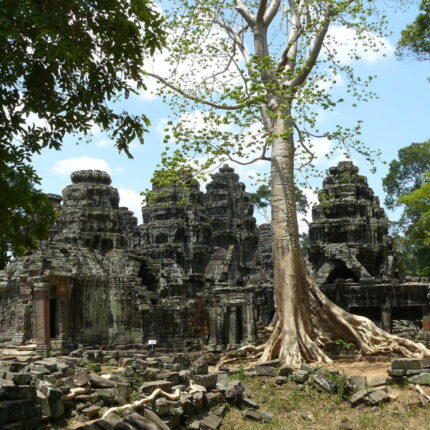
left=259, top=114, right=430, bottom=368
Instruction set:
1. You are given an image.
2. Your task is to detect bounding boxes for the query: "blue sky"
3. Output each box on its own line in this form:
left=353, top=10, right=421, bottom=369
left=31, top=2, right=430, bottom=227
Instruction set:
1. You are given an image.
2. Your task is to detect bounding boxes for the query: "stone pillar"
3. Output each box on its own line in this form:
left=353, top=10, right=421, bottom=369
left=380, top=304, right=392, bottom=333
left=422, top=305, right=430, bottom=334
left=34, top=282, right=51, bottom=357
left=215, top=308, right=224, bottom=348
left=208, top=308, right=217, bottom=346
left=57, top=282, right=72, bottom=352
left=228, top=307, right=237, bottom=346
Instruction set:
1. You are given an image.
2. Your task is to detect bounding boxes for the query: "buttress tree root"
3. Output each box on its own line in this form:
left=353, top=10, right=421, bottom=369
left=218, top=265, right=430, bottom=369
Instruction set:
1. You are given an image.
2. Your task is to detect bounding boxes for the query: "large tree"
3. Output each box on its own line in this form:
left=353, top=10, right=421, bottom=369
left=146, top=0, right=430, bottom=365
left=0, top=0, right=164, bottom=267
left=383, top=141, right=430, bottom=276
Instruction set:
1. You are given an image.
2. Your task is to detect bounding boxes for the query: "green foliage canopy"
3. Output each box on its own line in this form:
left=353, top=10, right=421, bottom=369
left=397, top=0, right=430, bottom=60
left=0, top=0, right=165, bottom=267
left=383, top=141, right=430, bottom=276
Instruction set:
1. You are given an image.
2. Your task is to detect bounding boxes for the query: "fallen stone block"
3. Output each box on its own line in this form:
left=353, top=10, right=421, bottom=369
left=83, top=405, right=101, bottom=418
left=391, top=358, right=422, bottom=371
left=90, top=373, right=116, bottom=389
left=200, top=413, right=223, bottom=430
left=408, top=373, right=430, bottom=385
left=291, top=370, right=309, bottom=384
left=255, top=365, right=276, bottom=377
left=192, top=373, right=217, bottom=390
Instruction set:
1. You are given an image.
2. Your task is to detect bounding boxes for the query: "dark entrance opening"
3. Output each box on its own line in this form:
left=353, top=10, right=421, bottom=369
left=326, top=261, right=359, bottom=284
left=49, top=298, right=57, bottom=339
left=236, top=307, right=244, bottom=344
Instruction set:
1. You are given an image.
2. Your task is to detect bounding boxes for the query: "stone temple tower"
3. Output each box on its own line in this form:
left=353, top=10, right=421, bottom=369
left=52, top=170, right=138, bottom=253
left=308, top=161, right=395, bottom=284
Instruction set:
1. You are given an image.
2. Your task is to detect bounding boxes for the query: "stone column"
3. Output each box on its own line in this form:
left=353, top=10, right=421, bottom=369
left=34, top=282, right=51, bottom=357
left=57, top=282, right=72, bottom=352
left=380, top=304, right=392, bottom=333
left=208, top=308, right=217, bottom=346
left=422, top=305, right=430, bottom=334
left=243, top=304, right=256, bottom=344
left=228, top=307, right=237, bottom=346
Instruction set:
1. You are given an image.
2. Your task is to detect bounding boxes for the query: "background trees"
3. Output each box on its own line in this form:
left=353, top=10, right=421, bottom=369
left=397, top=0, right=430, bottom=60
left=0, top=0, right=164, bottom=267
left=383, top=141, right=430, bottom=276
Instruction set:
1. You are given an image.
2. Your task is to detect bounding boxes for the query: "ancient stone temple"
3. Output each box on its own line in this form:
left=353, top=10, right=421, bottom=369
left=309, top=161, right=430, bottom=333
left=308, top=161, right=395, bottom=285
left=0, top=166, right=273, bottom=354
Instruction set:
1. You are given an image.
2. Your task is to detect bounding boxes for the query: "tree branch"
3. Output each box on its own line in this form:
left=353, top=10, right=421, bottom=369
left=289, top=6, right=332, bottom=90
left=256, top=0, right=267, bottom=24
left=234, top=0, right=255, bottom=26
left=264, top=0, right=281, bottom=26
left=144, top=72, right=250, bottom=110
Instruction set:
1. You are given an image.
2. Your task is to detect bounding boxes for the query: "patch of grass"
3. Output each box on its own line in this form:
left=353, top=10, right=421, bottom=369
left=86, top=362, right=101, bottom=372
left=221, top=375, right=430, bottom=430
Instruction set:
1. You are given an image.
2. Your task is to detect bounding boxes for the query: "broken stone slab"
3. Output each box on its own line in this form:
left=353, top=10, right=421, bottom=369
left=143, top=407, right=171, bottom=430
left=408, top=373, right=430, bottom=385
left=349, top=386, right=389, bottom=407
left=366, top=389, right=389, bottom=406
left=391, top=358, right=422, bottom=370
left=313, top=371, right=335, bottom=393
left=123, top=413, right=161, bottom=429
left=255, top=365, right=276, bottom=377
left=291, top=370, right=309, bottom=384
left=83, top=405, right=101, bottom=418
left=95, top=388, right=116, bottom=404
left=213, top=405, right=228, bottom=417
left=199, top=412, right=223, bottom=430
left=4, top=371, right=32, bottom=386
left=300, top=363, right=318, bottom=373
left=33, top=360, right=58, bottom=373
left=192, top=373, right=217, bottom=390
left=140, top=380, right=172, bottom=395
left=37, top=381, right=64, bottom=400
left=89, top=372, right=116, bottom=388
left=242, top=396, right=259, bottom=409
left=244, top=410, right=273, bottom=423
left=349, top=375, right=367, bottom=390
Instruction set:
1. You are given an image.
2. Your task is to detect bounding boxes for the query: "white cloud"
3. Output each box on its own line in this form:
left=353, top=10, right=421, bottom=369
left=117, top=188, right=143, bottom=224
left=52, top=157, right=111, bottom=176
left=97, top=139, right=112, bottom=147
left=324, top=25, right=394, bottom=65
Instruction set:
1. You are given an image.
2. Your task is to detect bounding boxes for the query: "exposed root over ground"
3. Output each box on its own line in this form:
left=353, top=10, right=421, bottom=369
left=217, top=271, right=430, bottom=369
